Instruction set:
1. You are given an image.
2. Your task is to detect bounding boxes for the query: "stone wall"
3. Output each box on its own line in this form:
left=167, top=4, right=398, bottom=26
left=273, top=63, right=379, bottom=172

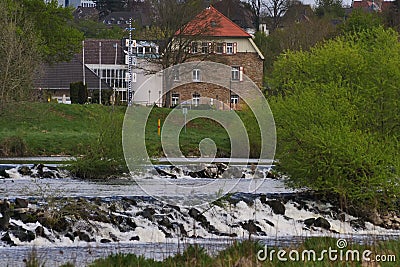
left=165, top=52, right=263, bottom=109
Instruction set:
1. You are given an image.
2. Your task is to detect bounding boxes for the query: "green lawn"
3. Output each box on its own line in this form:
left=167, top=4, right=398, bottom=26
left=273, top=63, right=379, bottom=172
left=0, top=102, right=123, bottom=156
left=0, top=102, right=261, bottom=158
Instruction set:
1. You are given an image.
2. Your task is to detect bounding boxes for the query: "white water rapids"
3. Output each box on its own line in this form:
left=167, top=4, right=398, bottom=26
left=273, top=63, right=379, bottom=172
left=0, top=164, right=399, bottom=267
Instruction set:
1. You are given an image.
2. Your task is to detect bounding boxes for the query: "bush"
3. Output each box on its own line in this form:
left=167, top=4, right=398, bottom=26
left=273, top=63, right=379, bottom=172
left=0, top=136, right=28, bottom=157
left=67, top=110, right=127, bottom=179
left=269, top=26, right=400, bottom=211
left=70, top=81, right=88, bottom=104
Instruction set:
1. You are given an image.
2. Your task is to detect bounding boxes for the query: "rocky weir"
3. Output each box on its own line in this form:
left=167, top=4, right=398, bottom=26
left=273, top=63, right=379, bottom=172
left=1, top=163, right=400, bottom=265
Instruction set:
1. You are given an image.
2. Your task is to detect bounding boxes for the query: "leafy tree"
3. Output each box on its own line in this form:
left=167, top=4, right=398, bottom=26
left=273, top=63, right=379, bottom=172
left=383, top=0, right=400, bottom=32
left=0, top=0, right=40, bottom=108
left=315, top=0, right=344, bottom=18
left=19, top=0, right=84, bottom=63
left=269, top=26, right=400, bottom=211
left=74, top=19, right=125, bottom=39
left=254, top=17, right=337, bottom=80
left=339, top=9, right=382, bottom=35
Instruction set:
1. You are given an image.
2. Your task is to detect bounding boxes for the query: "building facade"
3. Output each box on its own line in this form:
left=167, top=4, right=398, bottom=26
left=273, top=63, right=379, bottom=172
left=36, top=38, right=162, bottom=105
left=165, top=6, right=264, bottom=110
left=44, top=0, right=96, bottom=8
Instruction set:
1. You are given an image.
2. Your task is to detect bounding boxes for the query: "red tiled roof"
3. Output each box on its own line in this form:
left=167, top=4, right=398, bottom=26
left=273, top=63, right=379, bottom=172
left=176, top=6, right=251, bottom=38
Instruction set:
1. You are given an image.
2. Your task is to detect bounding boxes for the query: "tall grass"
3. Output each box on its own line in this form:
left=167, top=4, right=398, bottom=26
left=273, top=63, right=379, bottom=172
left=88, top=238, right=400, bottom=267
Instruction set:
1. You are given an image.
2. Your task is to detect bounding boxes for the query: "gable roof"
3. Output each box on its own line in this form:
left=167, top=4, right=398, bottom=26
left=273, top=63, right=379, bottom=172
left=35, top=56, right=112, bottom=91
left=177, top=6, right=251, bottom=38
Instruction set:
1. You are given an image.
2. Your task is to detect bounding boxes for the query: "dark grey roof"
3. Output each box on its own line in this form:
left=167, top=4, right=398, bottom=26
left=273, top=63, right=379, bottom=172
left=73, top=6, right=99, bottom=20
left=103, top=7, right=153, bottom=28
left=35, top=56, right=112, bottom=91
left=81, top=39, right=125, bottom=65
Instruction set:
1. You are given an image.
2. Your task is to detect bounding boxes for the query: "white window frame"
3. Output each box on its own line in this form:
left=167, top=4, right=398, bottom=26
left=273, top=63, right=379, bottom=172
left=201, top=42, right=209, bottom=54
left=192, top=69, right=201, bottom=82
left=231, top=94, right=239, bottom=104
left=231, top=66, right=240, bottom=80
left=226, top=43, right=233, bottom=54
left=172, top=93, right=180, bottom=106
left=192, top=93, right=200, bottom=106
left=191, top=42, right=198, bottom=54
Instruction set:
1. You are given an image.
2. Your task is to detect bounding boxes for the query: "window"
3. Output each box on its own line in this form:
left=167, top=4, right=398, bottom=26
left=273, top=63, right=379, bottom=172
left=226, top=43, right=233, bottom=54
left=231, top=66, right=240, bottom=80
left=192, top=69, right=200, bottom=82
left=192, top=93, right=200, bottom=106
left=201, top=42, right=209, bottom=54
left=191, top=42, right=198, bottom=53
left=172, top=68, right=180, bottom=81
left=216, top=43, right=223, bottom=54
left=172, top=93, right=180, bottom=106
left=137, top=47, right=144, bottom=54
left=231, top=95, right=239, bottom=104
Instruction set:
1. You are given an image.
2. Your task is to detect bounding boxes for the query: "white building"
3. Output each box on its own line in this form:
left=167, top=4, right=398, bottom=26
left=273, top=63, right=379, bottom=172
left=83, top=39, right=162, bottom=105
left=44, top=0, right=96, bottom=8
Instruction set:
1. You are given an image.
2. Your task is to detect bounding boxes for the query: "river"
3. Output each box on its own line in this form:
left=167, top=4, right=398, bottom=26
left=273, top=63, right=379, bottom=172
left=0, top=164, right=399, bottom=266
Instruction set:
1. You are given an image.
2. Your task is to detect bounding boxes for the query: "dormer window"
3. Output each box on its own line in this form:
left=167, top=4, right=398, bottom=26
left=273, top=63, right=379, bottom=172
left=211, top=21, right=217, bottom=27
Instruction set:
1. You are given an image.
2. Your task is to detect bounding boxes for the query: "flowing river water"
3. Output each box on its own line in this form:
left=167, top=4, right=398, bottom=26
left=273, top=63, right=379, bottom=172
left=0, top=163, right=399, bottom=266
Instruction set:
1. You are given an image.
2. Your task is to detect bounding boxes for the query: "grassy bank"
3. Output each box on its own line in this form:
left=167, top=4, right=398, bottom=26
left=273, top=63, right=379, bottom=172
left=0, top=102, right=260, bottom=159
left=25, top=238, right=399, bottom=267
left=0, top=102, right=122, bottom=157
left=89, top=238, right=400, bottom=267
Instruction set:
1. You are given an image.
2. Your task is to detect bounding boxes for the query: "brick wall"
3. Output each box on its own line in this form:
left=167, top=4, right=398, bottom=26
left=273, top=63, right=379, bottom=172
left=165, top=52, right=263, bottom=110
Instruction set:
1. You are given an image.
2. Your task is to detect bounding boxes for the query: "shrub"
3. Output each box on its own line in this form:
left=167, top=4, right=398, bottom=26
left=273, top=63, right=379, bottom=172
left=0, top=135, right=28, bottom=157
left=67, top=110, right=127, bottom=179
left=269, top=26, right=400, bottom=211
left=70, top=81, right=88, bottom=104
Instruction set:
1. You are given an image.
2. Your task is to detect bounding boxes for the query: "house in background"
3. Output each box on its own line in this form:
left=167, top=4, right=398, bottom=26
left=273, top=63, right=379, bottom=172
left=36, top=38, right=162, bottom=105
left=102, top=2, right=153, bottom=29
left=352, top=0, right=394, bottom=12
left=165, top=6, right=264, bottom=110
left=35, top=56, right=112, bottom=103
left=44, top=0, right=96, bottom=8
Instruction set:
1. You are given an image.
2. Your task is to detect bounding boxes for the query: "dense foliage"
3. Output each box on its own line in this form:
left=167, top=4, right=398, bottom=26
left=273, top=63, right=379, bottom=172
left=19, top=0, right=83, bottom=63
left=0, top=0, right=41, bottom=107
left=73, top=19, right=126, bottom=39
left=269, top=26, right=400, bottom=210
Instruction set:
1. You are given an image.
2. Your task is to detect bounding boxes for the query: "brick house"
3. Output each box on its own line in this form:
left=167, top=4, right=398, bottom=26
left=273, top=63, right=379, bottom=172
left=165, top=6, right=264, bottom=110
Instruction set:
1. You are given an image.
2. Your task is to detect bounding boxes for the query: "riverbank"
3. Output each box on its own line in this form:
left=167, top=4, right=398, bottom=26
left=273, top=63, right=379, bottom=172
left=89, top=238, right=400, bottom=267
left=0, top=102, right=261, bottom=159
